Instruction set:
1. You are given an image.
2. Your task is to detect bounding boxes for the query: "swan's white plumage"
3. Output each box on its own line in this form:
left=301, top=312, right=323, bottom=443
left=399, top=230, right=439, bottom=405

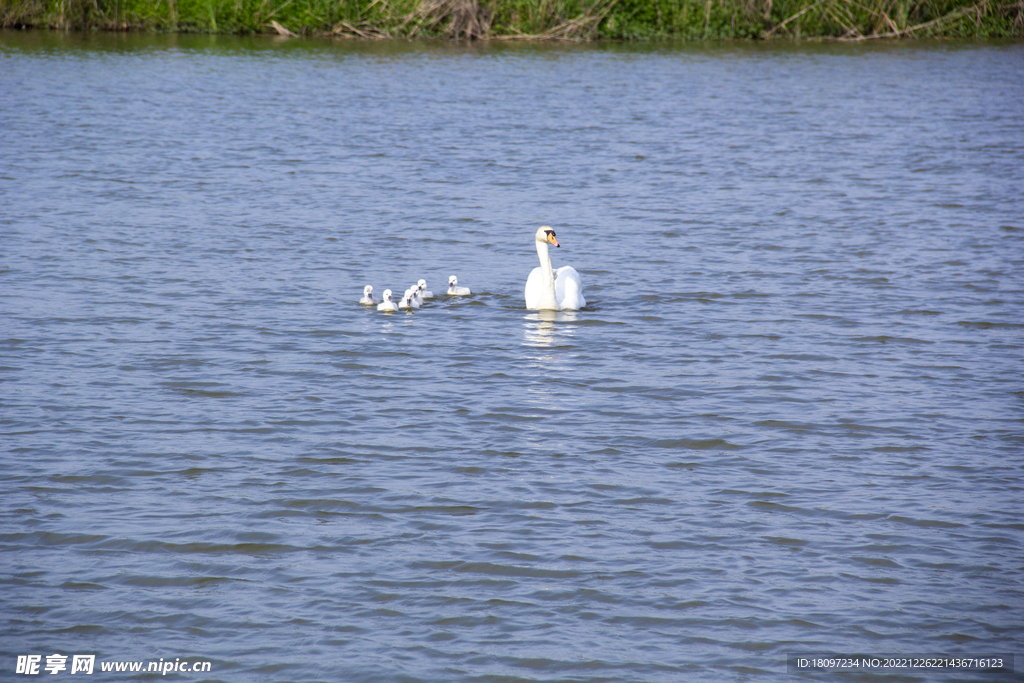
left=525, top=226, right=585, bottom=311
left=359, top=285, right=380, bottom=306
left=447, top=275, right=471, bottom=296
left=377, top=289, right=399, bottom=312
left=417, top=279, right=434, bottom=299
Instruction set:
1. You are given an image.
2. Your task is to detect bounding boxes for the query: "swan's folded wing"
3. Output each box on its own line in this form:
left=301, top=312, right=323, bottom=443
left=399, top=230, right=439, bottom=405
left=525, top=266, right=543, bottom=309
left=554, top=266, right=585, bottom=310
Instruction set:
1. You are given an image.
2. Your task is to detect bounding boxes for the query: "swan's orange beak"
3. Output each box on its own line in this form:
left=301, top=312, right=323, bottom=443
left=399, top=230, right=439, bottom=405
left=546, top=233, right=560, bottom=248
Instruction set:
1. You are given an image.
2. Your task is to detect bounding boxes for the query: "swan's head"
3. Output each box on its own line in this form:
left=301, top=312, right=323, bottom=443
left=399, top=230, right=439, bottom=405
left=536, top=226, right=560, bottom=248
left=382, top=289, right=393, bottom=301
left=418, top=279, right=427, bottom=289
left=449, top=275, right=458, bottom=286
left=363, top=285, right=373, bottom=296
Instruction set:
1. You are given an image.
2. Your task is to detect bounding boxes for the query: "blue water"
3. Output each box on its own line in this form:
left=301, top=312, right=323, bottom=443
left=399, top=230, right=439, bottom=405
left=2, top=31, right=1023, bottom=682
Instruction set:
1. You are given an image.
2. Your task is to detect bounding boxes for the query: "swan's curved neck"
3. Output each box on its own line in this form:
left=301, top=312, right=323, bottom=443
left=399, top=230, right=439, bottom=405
left=535, top=239, right=558, bottom=309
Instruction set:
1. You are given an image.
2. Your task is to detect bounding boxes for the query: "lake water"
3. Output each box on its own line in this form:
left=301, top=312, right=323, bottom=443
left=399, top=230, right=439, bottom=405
left=2, top=30, right=1023, bottom=682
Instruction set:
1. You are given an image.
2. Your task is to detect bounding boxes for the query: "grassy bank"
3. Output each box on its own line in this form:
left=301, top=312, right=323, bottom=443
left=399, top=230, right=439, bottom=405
left=2, top=0, right=1022, bottom=39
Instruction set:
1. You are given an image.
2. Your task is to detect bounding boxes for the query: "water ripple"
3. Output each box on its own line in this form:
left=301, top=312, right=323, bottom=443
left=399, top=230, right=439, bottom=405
left=2, top=32, right=1023, bottom=683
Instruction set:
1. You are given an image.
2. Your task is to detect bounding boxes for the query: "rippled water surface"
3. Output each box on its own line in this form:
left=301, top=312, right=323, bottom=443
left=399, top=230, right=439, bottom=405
left=2, top=31, right=1023, bottom=682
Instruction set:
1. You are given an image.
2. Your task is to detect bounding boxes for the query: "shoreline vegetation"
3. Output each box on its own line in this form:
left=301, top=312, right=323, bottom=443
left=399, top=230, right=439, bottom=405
left=2, top=0, right=1022, bottom=40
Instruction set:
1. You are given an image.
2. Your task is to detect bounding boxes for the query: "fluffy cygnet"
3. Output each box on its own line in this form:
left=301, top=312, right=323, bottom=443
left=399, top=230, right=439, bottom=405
left=359, top=285, right=380, bottom=306
left=377, top=289, right=399, bottom=312
left=447, top=275, right=471, bottom=296
left=399, top=288, right=420, bottom=309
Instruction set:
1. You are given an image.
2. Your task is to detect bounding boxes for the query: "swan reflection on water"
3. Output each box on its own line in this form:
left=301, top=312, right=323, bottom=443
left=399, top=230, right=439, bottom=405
left=522, top=311, right=579, bottom=412
left=522, top=310, right=578, bottom=349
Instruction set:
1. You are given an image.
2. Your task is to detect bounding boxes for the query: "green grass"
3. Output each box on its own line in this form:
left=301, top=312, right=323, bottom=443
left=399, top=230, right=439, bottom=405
left=2, top=0, right=1021, bottom=38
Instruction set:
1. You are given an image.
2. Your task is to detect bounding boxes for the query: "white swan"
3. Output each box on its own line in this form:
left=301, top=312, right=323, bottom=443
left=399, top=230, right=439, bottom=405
left=525, top=226, right=585, bottom=310
left=417, top=279, right=434, bottom=299
left=359, top=285, right=380, bottom=306
left=398, top=288, right=420, bottom=309
left=377, top=289, right=399, bottom=312
left=447, top=275, right=471, bottom=296
left=410, top=285, right=424, bottom=307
